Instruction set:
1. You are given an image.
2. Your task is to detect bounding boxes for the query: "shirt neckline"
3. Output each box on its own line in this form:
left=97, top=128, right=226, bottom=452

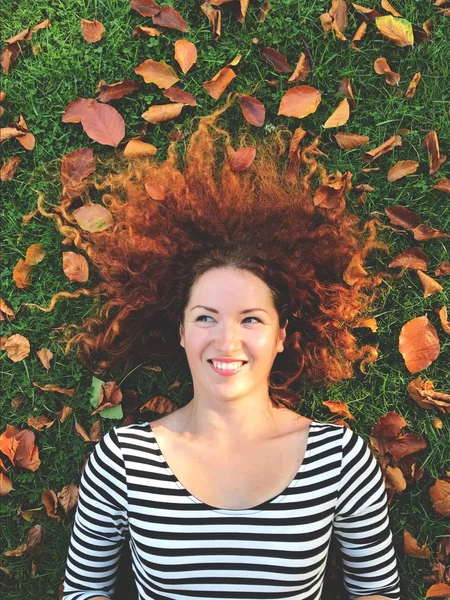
left=147, top=420, right=316, bottom=515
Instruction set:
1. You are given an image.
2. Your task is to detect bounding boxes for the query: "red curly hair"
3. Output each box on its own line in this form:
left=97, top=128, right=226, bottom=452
left=34, top=96, right=391, bottom=410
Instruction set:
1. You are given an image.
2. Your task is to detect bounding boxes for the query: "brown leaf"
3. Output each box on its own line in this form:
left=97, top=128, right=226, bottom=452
left=0, top=472, right=13, bottom=496
left=429, top=479, right=450, bottom=517
left=432, top=178, right=450, bottom=194
left=228, top=147, right=256, bottom=173
left=278, top=85, right=322, bottom=119
left=361, top=134, right=402, bottom=162
left=388, top=247, right=430, bottom=270
left=319, top=12, right=333, bottom=35
left=202, top=67, right=236, bottom=100
left=129, top=0, right=161, bottom=17
left=152, top=5, right=189, bottom=32
left=57, top=483, right=79, bottom=513
left=411, top=223, right=450, bottom=241
left=238, top=95, right=265, bottom=127
left=425, top=130, right=447, bottom=174
left=12, top=259, right=33, bottom=288
left=133, top=25, right=162, bottom=37
left=408, top=376, right=450, bottom=413
left=323, top=98, right=350, bottom=128
left=200, top=2, right=222, bottom=39
left=59, top=406, right=74, bottom=423
left=387, top=160, right=419, bottom=181
left=134, top=59, right=179, bottom=89
left=338, top=78, right=356, bottom=108
left=123, top=138, right=158, bottom=157
left=61, top=147, right=96, bottom=201
left=0, top=126, right=26, bottom=141
left=435, top=261, right=450, bottom=276
left=74, top=420, right=91, bottom=441
left=25, top=243, right=45, bottom=265
left=399, top=315, right=440, bottom=373
left=334, top=132, right=369, bottom=149
left=417, top=270, right=444, bottom=298
left=42, top=489, right=62, bottom=521
left=329, top=0, right=348, bottom=38
left=80, top=101, right=125, bottom=147
left=33, top=19, right=51, bottom=32
left=72, top=203, right=114, bottom=232
left=0, top=425, right=41, bottom=470
left=96, top=79, right=139, bottom=103
left=174, top=39, right=197, bottom=74
left=162, top=87, right=197, bottom=106
left=5, top=28, right=32, bottom=44
left=28, top=415, right=56, bottom=432
left=287, top=52, right=310, bottom=83
left=438, top=306, right=450, bottom=335
left=144, top=181, right=166, bottom=200
left=381, top=0, right=402, bottom=17
left=61, top=98, right=96, bottom=123
left=91, top=381, right=123, bottom=415
left=32, top=382, right=76, bottom=396
left=323, top=400, right=354, bottom=420
left=351, top=20, right=368, bottom=49
left=1, top=42, right=21, bottom=75
left=260, top=47, right=292, bottom=73
left=375, top=15, right=414, bottom=46
left=4, top=334, right=31, bottom=362
left=0, top=298, right=15, bottom=320
left=404, top=530, right=431, bottom=558
left=385, top=205, right=420, bottom=229
left=80, top=19, right=105, bottom=43
left=374, top=57, right=400, bottom=85
left=405, top=72, right=421, bottom=98
left=36, top=348, right=54, bottom=371
left=62, top=252, right=89, bottom=283
left=1, top=157, right=22, bottom=181
left=141, top=102, right=184, bottom=123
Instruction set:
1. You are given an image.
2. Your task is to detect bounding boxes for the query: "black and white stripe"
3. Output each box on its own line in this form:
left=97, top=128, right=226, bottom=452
left=62, top=420, right=401, bottom=600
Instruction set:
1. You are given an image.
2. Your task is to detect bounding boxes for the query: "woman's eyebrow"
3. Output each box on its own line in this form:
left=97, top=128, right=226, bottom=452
left=190, top=305, right=268, bottom=314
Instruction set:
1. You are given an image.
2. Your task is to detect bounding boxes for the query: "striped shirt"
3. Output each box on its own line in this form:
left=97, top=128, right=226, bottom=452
left=62, top=420, right=401, bottom=600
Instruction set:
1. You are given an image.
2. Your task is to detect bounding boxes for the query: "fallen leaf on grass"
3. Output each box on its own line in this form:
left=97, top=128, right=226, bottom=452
left=0, top=299, right=15, bottom=320
left=408, top=376, right=450, bottom=413
left=417, top=270, right=444, bottom=298
left=435, top=262, right=450, bottom=276
left=278, top=85, right=321, bottom=118
left=133, top=25, right=162, bottom=37
left=260, top=47, right=292, bottom=73
left=152, top=5, right=189, bottom=32
left=91, top=381, right=123, bottom=415
left=405, top=72, right=421, bottom=98
left=36, top=347, right=54, bottom=371
left=429, top=479, right=450, bottom=517
left=4, top=334, right=30, bottom=362
left=123, top=138, right=158, bottom=156
left=361, top=134, right=402, bottom=162
left=72, top=203, right=114, bottom=232
left=0, top=472, right=13, bottom=496
left=26, top=243, right=45, bottom=265
left=387, top=160, right=419, bottom=181
left=32, top=382, right=76, bottom=396
left=61, top=147, right=96, bottom=202
left=338, top=78, right=355, bottom=108
left=0, top=157, right=21, bottom=181
left=134, top=59, right=179, bottom=89
left=28, top=416, right=56, bottom=431
left=334, top=132, right=369, bottom=149
left=381, top=0, right=402, bottom=17
left=288, top=52, right=310, bottom=83
left=438, top=306, right=450, bottom=334
left=425, top=130, right=447, bottom=174
left=162, top=87, right=197, bottom=106
left=404, top=530, right=431, bottom=558
left=376, top=15, right=414, bottom=46
left=388, top=247, right=430, bottom=270
left=142, top=102, right=184, bottom=123
left=329, top=0, right=348, bottom=39
left=228, top=147, right=256, bottom=172
left=374, top=57, right=400, bottom=85
left=13, top=260, right=33, bottom=288
left=351, top=21, right=367, bottom=49
left=0, top=425, right=40, bottom=470
left=399, top=315, right=440, bottom=373
left=81, top=102, right=125, bottom=147
left=323, top=98, right=350, bottom=128
left=174, top=39, right=197, bottom=74
left=238, top=95, right=265, bottom=127
left=61, top=98, right=95, bottom=123
left=432, top=178, right=450, bottom=194
left=63, top=252, right=89, bottom=282
left=80, top=19, right=105, bottom=43
left=129, top=0, right=160, bottom=17
left=96, top=79, right=139, bottom=102
left=200, top=2, right=222, bottom=39
left=202, top=66, right=236, bottom=100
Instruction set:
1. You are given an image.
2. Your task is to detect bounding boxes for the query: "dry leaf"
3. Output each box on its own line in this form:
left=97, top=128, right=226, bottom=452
left=399, top=315, right=440, bottom=373
left=404, top=530, right=431, bottom=558
left=429, top=479, right=450, bottom=517
left=432, top=178, right=450, bottom=194
left=361, top=134, right=402, bottom=162
left=334, top=132, right=369, bottom=149
left=260, top=47, right=292, bottom=73
left=278, top=85, right=321, bottom=119
left=152, top=5, right=189, bottom=32
left=61, top=147, right=96, bottom=201
left=1, top=157, right=22, bottom=181
left=0, top=425, right=40, bottom=470
left=375, top=15, right=414, bottom=46
left=28, top=416, right=56, bottom=432
left=36, top=348, right=54, bottom=371
left=174, top=40, right=197, bottom=74
left=200, top=2, right=222, bottom=39
left=12, top=260, right=33, bottom=288
left=96, top=79, right=139, bottom=103
left=338, top=78, right=356, bottom=108
left=405, top=72, right=421, bottom=98
left=123, top=138, right=158, bottom=157
left=202, top=67, right=236, bottom=100
left=62, top=252, right=89, bottom=282
left=162, top=87, right=197, bottom=106
left=4, top=334, right=31, bottom=362
left=387, top=160, right=419, bottom=181
left=32, top=382, right=76, bottom=396
left=374, top=57, right=400, bottom=85
left=129, top=0, right=160, bottom=17
left=417, top=270, right=444, bottom=298
left=80, top=19, right=105, bottom=43
left=61, top=98, right=96, bottom=123
left=80, top=102, right=125, bottom=147
left=381, top=0, right=402, bottom=17
left=25, top=243, right=45, bottom=265
left=141, top=103, right=184, bottom=124
left=133, top=25, right=162, bottom=37
left=0, top=298, right=15, bottom=320
left=385, top=205, right=420, bottom=229
left=388, top=247, right=430, bottom=270
left=351, top=21, right=368, bottom=49
left=425, top=130, right=447, bottom=174
left=323, top=98, right=350, bottom=128
left=238, top=95, right=265, bottom=127
left=134, top=59, right=179, bottom=89
left=72, top=203, right=114, bottom=232
left=1, top=42, right=21, bottom=75
left=228, top=147, right=256, bottom=172
left=288, top=52, right=310, bottom=83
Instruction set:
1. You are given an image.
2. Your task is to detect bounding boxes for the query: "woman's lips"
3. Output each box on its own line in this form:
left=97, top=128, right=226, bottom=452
left=208, top=361, right=247, bottom=376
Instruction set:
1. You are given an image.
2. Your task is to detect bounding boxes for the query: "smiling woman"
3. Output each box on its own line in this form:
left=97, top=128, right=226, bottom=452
left=37, top=95, right=400, bottom=599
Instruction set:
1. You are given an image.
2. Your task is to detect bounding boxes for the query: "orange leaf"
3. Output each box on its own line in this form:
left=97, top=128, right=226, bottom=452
left=374, top=57, right=400, bottom=85
left=375, top=15, right=414, bottom=46
left=238, top=95, right=265, bottom=127
left=202, top=67, right=236, bottom=100
left=162, top=87, right=197, bottom=106
left=323, top=98, right=350, bottom=128
left=403, top=530, right=431, bottom=558
left=417, top=270, right=444, bottom=298
left=200, top=2, right=222, bottom=39
left=32, top=382, right=76, bottom=396
left=129, top=0, right=160, bottom=17
left=36, top=347, right=54, bottom=371
left=152, top=6, right=189, bottom=32
left=0, top=425, right=40, bottom=470
left=260, top=47, right=292, bottom=73
left=134, top=59, right=179, bottom=89
left=287, top=52, right=310, bottom=83
left=432, top=178, right=450, bottom=194
left=72, top=203, right=114, bottom=232
left=381, top=0, right=402, bottom=17
left=228, top=147, right=256, bottom=173
left=96, top=79, right=139, bottom=103
left=387, top=160, right=419, bottom=181
left=351, top=21, right=367, bottom=50
left=123, top=138, right=158, bottom=157
left=334, top=132, right=369, bottom=149
left=62, top=252, right=89, bottom=282
left=141, top=102, right=184, bottom=124
left=25, top=243, right=45, bottom=265
left=361, top=134, right=402, bottom=162
left=388, top=247, right=430, bottom=270
left=1, top=42, right=21, bottom=75
left=80, top=19, right=105, bottom=43
left=13, top=260, right=33, bottom=288
left=4, top=334, right=30, bottom=362
left=61, top=147, right=96, bottom=201
left=1, top=157, right=22, bottom=181
left=399, top=315, right=440, bottom=373
left=425, top=130, right=447, bottom=174
left=133, top=25, right=162, bottom=37
left=28, top=416, right=56, bottom=432
left=174, top=40, right=197, bottom=74
left=80, top=101, right=125, bottom=147
left=405, top=72, right=421, bottom=98
left=278, top=85, right=321, bottom=119
left=0, top=473, right=13, bottom=496
left=0, top=298, right=15, bottom=320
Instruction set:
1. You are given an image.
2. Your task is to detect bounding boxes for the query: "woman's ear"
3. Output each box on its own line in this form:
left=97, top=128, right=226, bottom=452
left=179, top=322, right=184, bottom=349
left=277, top=319, right=288, bottom=352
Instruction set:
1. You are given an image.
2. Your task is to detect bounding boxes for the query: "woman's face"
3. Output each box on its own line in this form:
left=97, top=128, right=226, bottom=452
left=179, top=267, right=288, bottom=401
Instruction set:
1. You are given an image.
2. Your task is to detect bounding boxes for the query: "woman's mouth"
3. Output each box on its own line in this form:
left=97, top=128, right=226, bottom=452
left=207, top=360, right=247, bottom=376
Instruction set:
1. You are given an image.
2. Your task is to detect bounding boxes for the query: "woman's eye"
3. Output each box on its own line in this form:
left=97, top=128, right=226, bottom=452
left=195, top=315, right=261, bottom=323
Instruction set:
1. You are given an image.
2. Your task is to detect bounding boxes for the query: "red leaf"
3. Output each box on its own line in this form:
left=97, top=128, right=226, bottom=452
left=152, top=6, right=189, bottom=32
left=260, top=47, right=292, bottom=73
left=238, top=95, right=265, bottom=127
left=80, top=102, right=125, bottom=147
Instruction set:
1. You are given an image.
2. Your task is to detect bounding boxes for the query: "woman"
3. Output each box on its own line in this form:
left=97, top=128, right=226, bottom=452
left=55, top=98, right=401, bottom=599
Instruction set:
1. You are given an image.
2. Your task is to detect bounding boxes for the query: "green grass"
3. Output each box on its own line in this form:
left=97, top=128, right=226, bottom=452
left=1, top=1, right=450, bottom=598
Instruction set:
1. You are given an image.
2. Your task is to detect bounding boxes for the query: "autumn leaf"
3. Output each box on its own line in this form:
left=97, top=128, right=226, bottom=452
left=129, top=0, right=160, bottom=17
left=260, top=47, right=292, bottom=73
left=361, top=134, right=402, bottom=162
left=36, top=347, right=54, bottom=371
left=385, top=205, right=420, bottom=229
left=399, top=315, right=440, bottom=373
left=4, top=334, right=31, bottom=362
left=133, top=25, right=162, bottom=37
left=351, top=21, right=367, bottom=50
left=381, top=0, right=402, bottom=17
left=425, top=130, right=447, bottom=174
left=0, top=425, right=41, bottom=470
left=61, top=98, right=95, bottom=123
left=32, top=382, right=76, bottom=396
left=72, top=203, right=114, bottom=232
left=96, top=79, right=139, bottom=103
left=1, top=156, right=22, bottom=181
left=338, top=78, right=356, bottom=109
left=62, top=252, right=89, bottom=283
left=387, top=160, right=419, bottom=181
left=432, top=178, right=450, bottom=194
left=405, top=72, right=421, bottom=98
left=200, top=2, right=222, bottom=39
left=404, top=530, right=431, bottom=558
left=142, top=102, right=184, bottom=124
left=202, top=66, right=236, bottom=100
left=1, top=42, right=21, bottom=75
left=28, top=416, right=56, bottom=432
left=0, top=298, right=15, bottom=320
left=61, top=147, right=96, bottom=201
left=25, top=243, right=45, bottom=265
left=238, top=95, right=265, bottom=127
left=80, top=102, right=125, bottom=147
left=12, top=260, right=33, bottom=288
left=174, top=40, right=197, bottom=74
left=417, top=270, right=443, bottom=298
left=80, top=19, right=105, bottom=43
left=388, top=247, right=430, bottom=270
left=228, top=147, right=256, bottom=172
left=134, top=59, right=179, bottom=89
left=152, top=5, right=189, bottom=32
left=375, top=15, right=414, bottom=46
left=278, top=85, right=322, bottom=119
left=162, top=87, right=197, bottom=106
left=334, top=132, right=369, bottom=149
left=323, top=98, right=350, bottom=128
left=374, top=57, right=400, bottom=85
left=123, top=138, right=158, bottom=157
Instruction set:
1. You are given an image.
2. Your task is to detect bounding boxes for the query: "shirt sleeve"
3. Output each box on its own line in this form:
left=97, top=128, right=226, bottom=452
left=62, top=428, right=129, bottom=600
left=332, top=426, right=401, bottom=600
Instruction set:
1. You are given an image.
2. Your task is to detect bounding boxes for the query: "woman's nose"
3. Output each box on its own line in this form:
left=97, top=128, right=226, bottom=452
left=214, top=323, right=242, bottom=351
